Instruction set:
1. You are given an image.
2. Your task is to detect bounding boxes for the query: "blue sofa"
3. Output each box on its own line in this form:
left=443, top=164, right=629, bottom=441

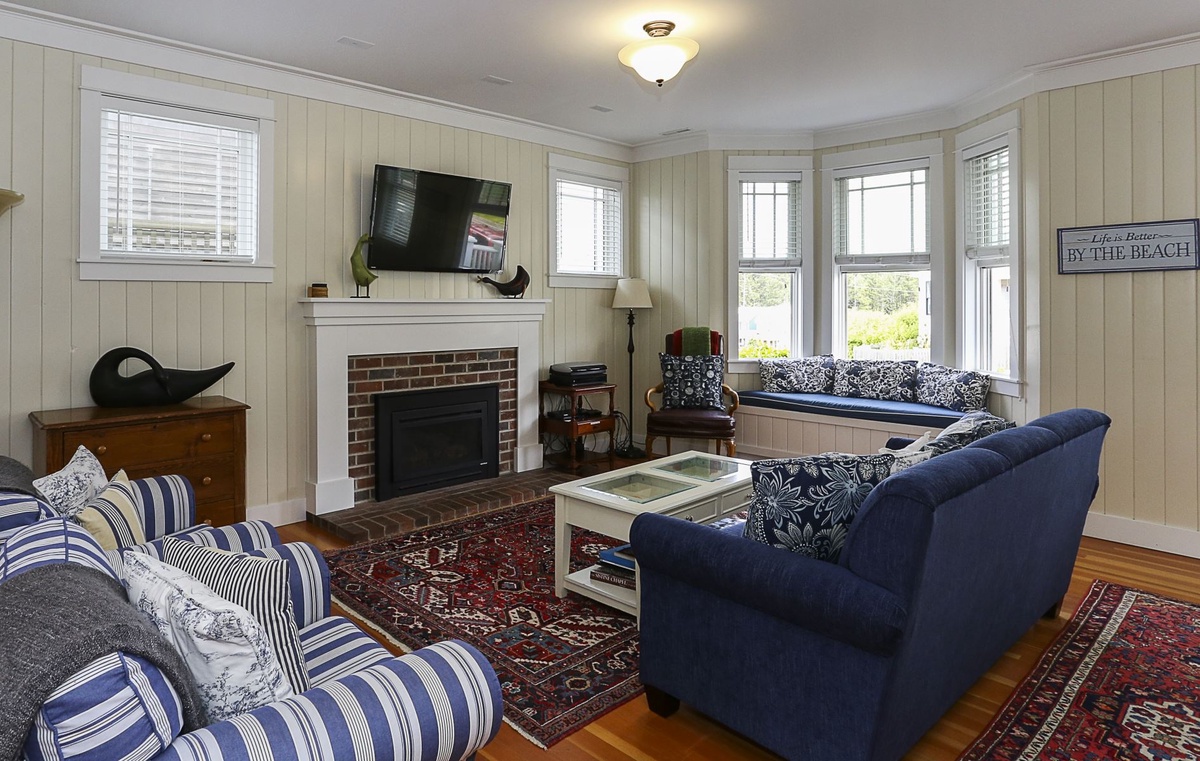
left=629, top=408, right=1110, bottom=761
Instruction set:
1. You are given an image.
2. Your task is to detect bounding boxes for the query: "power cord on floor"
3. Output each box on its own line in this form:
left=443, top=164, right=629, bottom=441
left=612, top=410, right=646, bottom=459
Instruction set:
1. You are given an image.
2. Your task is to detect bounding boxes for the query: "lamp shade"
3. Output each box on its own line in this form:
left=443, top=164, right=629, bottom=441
left=618, top=21, right=699, bottom=86
left=612, top=278, right=653, bottom=310
left=0, top=189, right=24, bottom=216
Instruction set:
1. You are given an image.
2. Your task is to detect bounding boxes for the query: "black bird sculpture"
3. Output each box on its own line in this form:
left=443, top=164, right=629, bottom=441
left=477, top=264, right=531, bottom=298
left=90, top=347, right=234, bottom=407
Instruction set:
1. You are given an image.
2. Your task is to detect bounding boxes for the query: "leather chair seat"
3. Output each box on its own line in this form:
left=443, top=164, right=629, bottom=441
left=647, top=408, right=737, bottom=437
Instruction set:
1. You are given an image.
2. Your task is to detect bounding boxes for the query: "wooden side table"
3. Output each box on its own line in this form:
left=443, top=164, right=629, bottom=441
left=538, top=380, right=617, bottom=471
left=29, top=396, right=249, bottom=527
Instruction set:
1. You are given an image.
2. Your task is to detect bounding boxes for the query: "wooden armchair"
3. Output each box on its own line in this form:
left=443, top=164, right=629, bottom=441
left=644, top=330, right=739, bottom=457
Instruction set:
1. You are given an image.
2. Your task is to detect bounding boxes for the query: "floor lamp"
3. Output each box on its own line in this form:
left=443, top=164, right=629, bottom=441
left=612, top=278, right=653, bottom=458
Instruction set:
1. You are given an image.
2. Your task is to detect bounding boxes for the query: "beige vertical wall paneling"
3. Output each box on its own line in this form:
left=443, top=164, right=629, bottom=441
left=1130, top=72, right=1167, bottom=526
left=0, top=38, right=12, bottom=455
left=1101, top=77, right=1136, bottom=521
left=41, top=48, right=73, bottom=410
left=10, top=42, right=45, bottom=457
left=1161, top=66, right=1198, bottom=531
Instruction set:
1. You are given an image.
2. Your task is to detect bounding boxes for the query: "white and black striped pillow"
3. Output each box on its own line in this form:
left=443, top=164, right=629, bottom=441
left=160, top=536, right=311, bottom=696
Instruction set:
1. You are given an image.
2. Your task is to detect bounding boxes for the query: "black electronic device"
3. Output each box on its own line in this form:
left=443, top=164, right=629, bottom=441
left=548, top=361, right=608, bottom=386
left=367, top=164, right=512, bottom=273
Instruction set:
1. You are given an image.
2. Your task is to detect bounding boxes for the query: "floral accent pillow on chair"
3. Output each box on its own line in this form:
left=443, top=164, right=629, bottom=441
left=659, top=353, right=725, bottom=409
left=744, top=454, right=894, bottom=562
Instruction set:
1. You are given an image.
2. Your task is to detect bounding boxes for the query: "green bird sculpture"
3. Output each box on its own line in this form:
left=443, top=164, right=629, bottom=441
left=350, top=233, right=377, bottom=297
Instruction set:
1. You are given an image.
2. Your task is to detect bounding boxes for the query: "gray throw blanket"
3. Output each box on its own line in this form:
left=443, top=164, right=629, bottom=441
left=0, top=563, right=207, bottom=760
left=0, top=455, right=43, bottom=500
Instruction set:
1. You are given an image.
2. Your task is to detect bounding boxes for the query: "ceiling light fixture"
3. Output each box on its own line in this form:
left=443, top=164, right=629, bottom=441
left=618, top=21, right=699, bottom=87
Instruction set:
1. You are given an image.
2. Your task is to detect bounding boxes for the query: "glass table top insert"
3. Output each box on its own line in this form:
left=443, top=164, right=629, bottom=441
left=652, top=455, right=742, bottom=482
left=583, top=472, right=696, bottom=504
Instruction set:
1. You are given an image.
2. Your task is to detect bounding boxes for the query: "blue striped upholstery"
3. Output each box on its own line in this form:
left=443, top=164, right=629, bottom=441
left=24, top=652, right=185, bottom=761
left=129, top=475, right=195, bottom=541
left=0, top=518, right=116, bottom=582
left=300, top=616, right=394, bottom=687
left=158, top=640, right=503, bottom=761
left=0, top=492, right=55, bottom=533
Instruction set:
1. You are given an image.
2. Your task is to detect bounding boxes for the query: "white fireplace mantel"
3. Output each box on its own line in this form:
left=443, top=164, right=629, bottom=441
left=301, top=298, right=548, bottom=515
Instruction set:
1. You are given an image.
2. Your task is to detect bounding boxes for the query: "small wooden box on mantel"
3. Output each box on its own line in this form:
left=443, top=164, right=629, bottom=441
left=29, top=396, right=249, bottom=527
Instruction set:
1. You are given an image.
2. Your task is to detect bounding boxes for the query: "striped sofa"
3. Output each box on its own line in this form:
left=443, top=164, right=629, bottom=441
left=0, top=478, right=504, bottom=761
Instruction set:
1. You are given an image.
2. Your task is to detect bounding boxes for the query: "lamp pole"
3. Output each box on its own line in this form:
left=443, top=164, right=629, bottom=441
left=619, top=307, right=645, bottom=458
left=612, top=278, right=652, bottom=459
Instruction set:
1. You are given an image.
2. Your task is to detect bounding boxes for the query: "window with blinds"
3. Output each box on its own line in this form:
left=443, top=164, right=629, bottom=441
left=99, top=101, right=259, bottom=262
left=553, top=176, right=623, bottom=277
left=965, top=147, right=1010, bottom=259
left=833, top=167, right=930, bottom=267
left=739, top=180, right=801, bottom=264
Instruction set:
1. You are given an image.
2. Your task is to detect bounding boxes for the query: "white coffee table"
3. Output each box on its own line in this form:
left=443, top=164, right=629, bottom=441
left=550, top=450, right=754, bottom=617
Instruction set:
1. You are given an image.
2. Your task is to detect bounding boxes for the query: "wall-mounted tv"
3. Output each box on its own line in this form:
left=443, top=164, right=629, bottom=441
left=367, top=164, right=511, bottom=273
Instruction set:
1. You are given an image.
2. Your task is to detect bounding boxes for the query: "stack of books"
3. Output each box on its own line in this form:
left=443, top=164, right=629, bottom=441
left=589, top=543, right=636, bottom=590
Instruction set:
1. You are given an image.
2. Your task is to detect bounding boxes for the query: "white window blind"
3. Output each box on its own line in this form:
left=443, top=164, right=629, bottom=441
left=739, top=180, right=801, bottom=264
left=965, top=146, right=1010, bottom=260
left=99, top=98, right=259, bottom=262
left=555, top=177, right=622, bottom=276
left=833, top=165, right=930, bottom=268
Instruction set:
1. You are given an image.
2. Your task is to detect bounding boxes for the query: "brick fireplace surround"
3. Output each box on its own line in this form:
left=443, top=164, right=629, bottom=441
left=301, top=298, right=547, bottom=517
left=347, top=349, right=517, bottom=504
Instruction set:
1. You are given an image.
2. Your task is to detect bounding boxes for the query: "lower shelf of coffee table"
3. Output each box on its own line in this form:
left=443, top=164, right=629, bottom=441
left=565, top=566, right=637, bottom=616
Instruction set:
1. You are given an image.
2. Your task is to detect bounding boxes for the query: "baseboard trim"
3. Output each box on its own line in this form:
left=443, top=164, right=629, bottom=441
left=1083, top=512, right=1200, bottom=560
left=248, top=498, right=307, bottom=528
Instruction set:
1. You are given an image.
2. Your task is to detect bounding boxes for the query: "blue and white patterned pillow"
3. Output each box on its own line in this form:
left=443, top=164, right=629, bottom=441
left=916, top=363, right=992, bottom=412
left=743, top=453, right=894, bottom=562
left=660, top=353, right=725, bottom=409
left=833, top=359, right=918, bottom=402
left=759, top=355, right=835, bottom=393
left=922, top=410, right=1014, bottom=456
left=0, top=492, right=55, bottom=535
left=124, top=551, right=293, bottom=724
left=32, top=445, right=108, bottom=518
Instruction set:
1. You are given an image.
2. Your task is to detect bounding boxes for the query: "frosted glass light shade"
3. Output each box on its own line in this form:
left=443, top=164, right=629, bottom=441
left=618, top=34, right=699, bottom=86
left=612, top=278, right=653, bottom=309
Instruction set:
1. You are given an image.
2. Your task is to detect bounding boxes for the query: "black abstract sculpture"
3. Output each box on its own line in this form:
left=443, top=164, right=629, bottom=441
left=89, top=347, right=234, bottom=408
left=477, top=264, right=530, bottom=298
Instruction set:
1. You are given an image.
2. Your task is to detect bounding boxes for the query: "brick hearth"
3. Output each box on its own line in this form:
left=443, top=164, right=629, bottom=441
left=347, top=349, right=517, bottom=504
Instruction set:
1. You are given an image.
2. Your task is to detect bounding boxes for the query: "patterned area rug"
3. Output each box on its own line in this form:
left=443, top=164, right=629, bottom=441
left=959, top=580, right=1200, bottom=760
left=324, top=497, right=641, bottom=748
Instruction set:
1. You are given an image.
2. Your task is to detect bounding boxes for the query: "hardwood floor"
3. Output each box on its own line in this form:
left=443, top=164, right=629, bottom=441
left=279, top=520, right=1200, bottom=761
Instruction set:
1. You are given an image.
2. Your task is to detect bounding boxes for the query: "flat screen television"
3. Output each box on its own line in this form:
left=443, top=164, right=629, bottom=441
left=367, top=164, right=511, bottom=273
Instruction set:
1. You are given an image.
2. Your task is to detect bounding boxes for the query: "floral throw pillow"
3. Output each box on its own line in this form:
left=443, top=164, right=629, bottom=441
left=743, top=453, right=894, bottom=562
left=32, top=445, right=108, bottom=518
left=759, top=355, right=835, bottom=393
left=916, top=363, right=992, bottom=412
left=124, top=551, right=293, bottom=723
left=660, top=353, right=725, bottom=409
left=833, top=359, right=918, bottom=403
left=922, top=410, right=1015, bottom=456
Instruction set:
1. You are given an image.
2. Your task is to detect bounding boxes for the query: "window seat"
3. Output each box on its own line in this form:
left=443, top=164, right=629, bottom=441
left=735, top=391, right=965, bottom=458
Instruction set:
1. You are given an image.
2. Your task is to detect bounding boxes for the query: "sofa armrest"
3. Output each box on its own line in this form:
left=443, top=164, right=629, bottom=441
left=631, top=513, right=908, bottom=656
left=129, top=475, right=196, bottom=541
left=159, top=640, right=503, bottom=761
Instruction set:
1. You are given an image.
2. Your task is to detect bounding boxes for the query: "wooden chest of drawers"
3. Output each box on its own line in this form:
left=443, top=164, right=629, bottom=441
left=29, top=396, right=249, bottom=527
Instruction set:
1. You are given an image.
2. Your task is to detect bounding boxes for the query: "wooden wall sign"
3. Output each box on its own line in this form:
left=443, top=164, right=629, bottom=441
left=1058, top=218, right=1200, bottom=274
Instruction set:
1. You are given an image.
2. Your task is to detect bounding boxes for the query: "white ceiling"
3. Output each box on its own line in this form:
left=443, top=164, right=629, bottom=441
left=7, top=0, right=1200, bottom=146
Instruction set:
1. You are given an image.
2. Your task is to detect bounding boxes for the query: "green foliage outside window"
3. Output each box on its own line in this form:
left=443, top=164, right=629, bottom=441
left=741, top=339, right=790, bottom=358
left=847, top=305, right=925, bottom=357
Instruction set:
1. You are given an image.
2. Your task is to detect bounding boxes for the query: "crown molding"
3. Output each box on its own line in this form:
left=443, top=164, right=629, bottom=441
left=0, top=3, right=635, bottom=163
left=631, top=130, right=814, bottom=162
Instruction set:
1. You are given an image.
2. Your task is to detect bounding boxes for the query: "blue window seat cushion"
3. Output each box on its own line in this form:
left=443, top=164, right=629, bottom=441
left=738, top=391, right=966, bottom=429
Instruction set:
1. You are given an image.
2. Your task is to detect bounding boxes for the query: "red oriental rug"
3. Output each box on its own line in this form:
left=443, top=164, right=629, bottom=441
left=324, top=498, right=642, bottom=748
left=959, top=580, right=1200, bottom=760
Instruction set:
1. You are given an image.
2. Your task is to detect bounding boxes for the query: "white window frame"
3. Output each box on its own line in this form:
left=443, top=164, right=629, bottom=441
left=79, top=66, right=275, bottom=282
left=956, top=111, right=1021, bottom=397
left=727, top=155, right=814, bottom=374
left=547, top=153, right=629, bottom=289
left=820, top=139, right=945, bottom=361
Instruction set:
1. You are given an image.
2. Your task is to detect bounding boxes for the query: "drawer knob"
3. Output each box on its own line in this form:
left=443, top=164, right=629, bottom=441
left=201, top=433, right=212, bottom=442
left=202, top=476, right=213, bottom=486
left=96, top=445, right=107, bottom=455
